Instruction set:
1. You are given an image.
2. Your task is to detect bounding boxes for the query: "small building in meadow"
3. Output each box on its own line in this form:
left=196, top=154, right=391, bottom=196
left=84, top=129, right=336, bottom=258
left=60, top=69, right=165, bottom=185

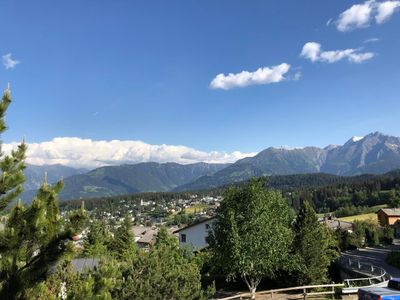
left=376, top=208, right=400, bottom=227
left=319, top=215, right=353, bottom=232
left=174, top=217, right=215, bottom=250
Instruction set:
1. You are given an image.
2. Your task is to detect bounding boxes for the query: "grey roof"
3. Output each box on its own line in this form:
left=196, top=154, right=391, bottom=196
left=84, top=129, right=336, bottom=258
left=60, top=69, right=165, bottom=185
left=131, top=226, right=158, bottom=245
left=378, top=208, right=400, bottom=217
left=50, top=258, right=100, bottom=274
left=173, top=216, right=216, bottom=233
left=71, top=258, right=100, bottom=273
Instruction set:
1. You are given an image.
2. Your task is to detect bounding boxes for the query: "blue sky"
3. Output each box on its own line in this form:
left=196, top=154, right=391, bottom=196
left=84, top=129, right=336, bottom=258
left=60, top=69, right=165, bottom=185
left=0, top=0, right=400, bottom=167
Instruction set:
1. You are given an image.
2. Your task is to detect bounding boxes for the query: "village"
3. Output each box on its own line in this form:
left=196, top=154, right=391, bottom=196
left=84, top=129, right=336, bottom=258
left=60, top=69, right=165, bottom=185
left=62, top=190, right=400, bottom=299
left=67, top=194, right=222, bottom=250
left=70, top=196, right=400, bottom=253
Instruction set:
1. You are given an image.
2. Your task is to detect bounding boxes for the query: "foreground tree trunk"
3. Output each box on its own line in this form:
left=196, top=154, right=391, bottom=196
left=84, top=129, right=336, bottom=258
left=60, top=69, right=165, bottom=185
left=243, top=274, right=260, bottom=300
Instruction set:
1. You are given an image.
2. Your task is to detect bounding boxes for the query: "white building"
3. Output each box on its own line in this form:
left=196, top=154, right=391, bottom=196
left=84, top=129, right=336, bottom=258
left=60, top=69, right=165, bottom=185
left=174, top=217, right=215, bottom=250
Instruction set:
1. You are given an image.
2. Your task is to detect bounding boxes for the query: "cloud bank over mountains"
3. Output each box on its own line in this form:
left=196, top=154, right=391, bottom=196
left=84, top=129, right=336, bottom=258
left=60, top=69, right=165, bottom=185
left=2, top=137, right=256, bottom=169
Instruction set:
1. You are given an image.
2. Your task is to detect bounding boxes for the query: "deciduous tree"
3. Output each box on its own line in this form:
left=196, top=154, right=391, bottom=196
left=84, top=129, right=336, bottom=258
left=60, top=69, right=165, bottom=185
left=208, top=180, right=293, bottom=299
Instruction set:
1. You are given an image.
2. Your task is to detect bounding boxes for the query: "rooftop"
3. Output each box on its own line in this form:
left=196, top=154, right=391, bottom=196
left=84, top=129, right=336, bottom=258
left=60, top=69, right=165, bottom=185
left=71, top=258, right=100, bottom=273
left=173, top=216, right=216, bottom=233
left=131, top=226, right=159, bottom=245
left=377, top=208, right=400, bottom=217
left=50, top=258, right=100, bottom=274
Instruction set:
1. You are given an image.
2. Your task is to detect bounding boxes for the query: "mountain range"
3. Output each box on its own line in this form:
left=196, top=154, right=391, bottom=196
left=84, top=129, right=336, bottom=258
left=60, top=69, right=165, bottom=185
left=177, top=132, right=400, bottom=191
left=20, top=132, right=400, bottom=200
left=24, top=164, right=88, bottom=190
left=20, top=162, right=229, bottom=201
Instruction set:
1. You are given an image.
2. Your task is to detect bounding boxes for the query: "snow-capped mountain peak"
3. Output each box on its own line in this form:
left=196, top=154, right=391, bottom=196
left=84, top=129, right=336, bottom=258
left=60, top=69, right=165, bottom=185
left=351, top=136, right=364, bottom=142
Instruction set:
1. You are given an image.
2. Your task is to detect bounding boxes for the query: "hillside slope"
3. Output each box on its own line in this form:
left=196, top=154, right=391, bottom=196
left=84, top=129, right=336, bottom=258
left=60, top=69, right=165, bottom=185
left=57, top=162, right=229, bottom=200
left=176, top=132, right=400, bottom=191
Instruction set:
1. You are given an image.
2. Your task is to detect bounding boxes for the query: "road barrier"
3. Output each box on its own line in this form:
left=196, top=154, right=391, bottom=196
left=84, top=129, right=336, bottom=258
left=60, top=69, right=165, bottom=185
left=337, top=256, right=391, bottom=294
left=217, top=256, right=391, bottom=299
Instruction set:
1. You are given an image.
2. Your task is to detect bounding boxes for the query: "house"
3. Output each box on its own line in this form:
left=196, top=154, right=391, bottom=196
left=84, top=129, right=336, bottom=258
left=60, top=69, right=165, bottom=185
left=376, top=208, right=400, bottom=226
left=131, top=226, right=159, bottom=249
left=174, top=217, right=215, bottom=250
left=319, top=215, right=353, bottom=232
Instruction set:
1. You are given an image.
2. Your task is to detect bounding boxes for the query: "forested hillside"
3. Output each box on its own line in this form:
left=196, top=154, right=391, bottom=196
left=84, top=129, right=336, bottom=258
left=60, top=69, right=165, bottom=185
left=20, top=162, right=228, bottom=201
left=24, top=164, right=88, bottom=190
left=60, top=170, right=400, bottom=216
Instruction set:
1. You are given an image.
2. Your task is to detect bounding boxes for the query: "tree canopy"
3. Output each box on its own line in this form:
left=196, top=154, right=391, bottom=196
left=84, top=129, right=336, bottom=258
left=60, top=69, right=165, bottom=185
left=292, top=201, right=339, bottom=285
left=208, top=180, right=293, bottom=298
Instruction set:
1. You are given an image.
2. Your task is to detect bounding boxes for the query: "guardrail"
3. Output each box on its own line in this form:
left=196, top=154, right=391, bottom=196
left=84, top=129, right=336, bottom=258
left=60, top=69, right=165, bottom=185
left=216, top=283, right=345, bottom=299
left=217, top=256, right=393, bottom=299
left=338, top=256, right=391, bottom=294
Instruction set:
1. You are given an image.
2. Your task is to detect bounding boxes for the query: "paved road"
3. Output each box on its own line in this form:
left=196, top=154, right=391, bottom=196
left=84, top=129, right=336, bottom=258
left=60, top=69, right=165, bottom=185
left=341, top=239, right=400, bottom=278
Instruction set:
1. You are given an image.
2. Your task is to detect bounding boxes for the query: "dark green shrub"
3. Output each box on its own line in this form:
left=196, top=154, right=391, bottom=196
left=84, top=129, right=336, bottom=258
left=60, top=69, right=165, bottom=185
left=386, top=251, right=400, bottom=269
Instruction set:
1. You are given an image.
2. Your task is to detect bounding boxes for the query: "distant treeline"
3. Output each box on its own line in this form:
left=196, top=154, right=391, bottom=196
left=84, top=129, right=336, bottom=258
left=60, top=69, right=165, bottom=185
left=60, top=169, right=400, bottom=214
left=59, top=189, right=222, bottom=212
left=279, top=170, right=400, bottom=212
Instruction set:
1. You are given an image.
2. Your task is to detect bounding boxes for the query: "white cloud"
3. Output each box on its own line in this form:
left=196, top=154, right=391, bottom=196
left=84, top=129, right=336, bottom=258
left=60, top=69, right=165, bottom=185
left=336, top=0, right=400, bottom=31
left=301, top=42, right=322, bottom=62
left=293, top=70, right=302, bottom=81
left=2, top=53, right=20, bottom=70
left=363, top=37, right=380, bottom=43
left=300, top=42, right=374, bottom=63
left=336, top=0, right=375, bottom=31
left=376, top=0, right=400, bottom=23
left=2, top=137, right=257, bottom=169
left=209, top=63, right=290, bottom=90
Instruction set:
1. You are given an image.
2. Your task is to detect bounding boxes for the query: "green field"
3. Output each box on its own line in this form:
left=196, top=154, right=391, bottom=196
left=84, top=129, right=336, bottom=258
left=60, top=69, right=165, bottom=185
left=336, top=204, right=387, bottom=223
left=184, top=204, right=210, bottom=214
left=338, top=213, right=377, bottom=223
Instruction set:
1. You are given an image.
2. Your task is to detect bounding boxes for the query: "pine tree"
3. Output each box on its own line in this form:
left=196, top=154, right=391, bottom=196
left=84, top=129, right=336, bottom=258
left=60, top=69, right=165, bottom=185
left=60, top=225, right=213, bottom=299
left=292, top=201, right=339, bottom=285
left=154, top=226, right=175, bottom=248
left=110, top=215, right=137, bottom=259
left=120, top=228, right=213, bottom=300
left=0, top=85, right=88, bottom=298
left=83, top=219, right=111, bottom=257
left=0, top=178, right=87, bottom=298
left=0, top=85, right=26, bottom=211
